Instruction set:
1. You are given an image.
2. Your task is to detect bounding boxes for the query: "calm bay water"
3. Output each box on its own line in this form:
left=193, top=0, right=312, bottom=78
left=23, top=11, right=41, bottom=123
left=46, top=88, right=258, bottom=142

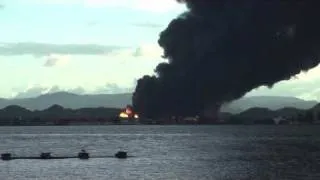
left=0, top=125, right=319, bottom=180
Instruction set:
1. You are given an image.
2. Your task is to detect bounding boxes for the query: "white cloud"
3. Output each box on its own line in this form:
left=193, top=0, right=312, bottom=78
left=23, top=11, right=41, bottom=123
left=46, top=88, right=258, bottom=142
left=12, top=84, right=86, bottom=98
left=12, top=85, right=47, bottom=99
left=247, top=64, right=320, bottom=101
left=43, top=54, right=70, bottom=67
left=297, top=88, right=320, bottom=101
left=126, top=0, right=183, bottom=13
left=0, top=43, right=122, bottom=56
left=29, top=0, right=184, bottom=13
left=132, top=22, right=163, bottom=28
left=110, top=43, right=163, bottom=60
left=291, top=64, right=320, bottom=82
left=132, top=44, right=163, bottom=58
left=11, top=83, right=133, bottom=99
left=92, top=83, right=133, bottom=94
left=281, top=64, right=320, bottom=86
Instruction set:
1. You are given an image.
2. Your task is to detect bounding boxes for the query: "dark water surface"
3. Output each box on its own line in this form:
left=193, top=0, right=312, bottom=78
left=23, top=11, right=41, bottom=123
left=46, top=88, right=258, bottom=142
left=0, top=125, right=319, bottom=180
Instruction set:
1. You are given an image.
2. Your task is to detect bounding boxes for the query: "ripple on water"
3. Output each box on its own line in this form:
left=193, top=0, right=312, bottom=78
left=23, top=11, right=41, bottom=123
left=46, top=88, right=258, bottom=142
left=0, top=125, right=319, bottom=180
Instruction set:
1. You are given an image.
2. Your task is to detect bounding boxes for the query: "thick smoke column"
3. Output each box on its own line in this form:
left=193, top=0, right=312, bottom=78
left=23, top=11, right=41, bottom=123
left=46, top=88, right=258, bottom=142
left=133, top=0, right=320, bottom=119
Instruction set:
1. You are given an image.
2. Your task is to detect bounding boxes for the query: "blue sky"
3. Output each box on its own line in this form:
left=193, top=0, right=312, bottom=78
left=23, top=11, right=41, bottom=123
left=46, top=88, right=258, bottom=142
left=0, top=0, right=320, bottom=100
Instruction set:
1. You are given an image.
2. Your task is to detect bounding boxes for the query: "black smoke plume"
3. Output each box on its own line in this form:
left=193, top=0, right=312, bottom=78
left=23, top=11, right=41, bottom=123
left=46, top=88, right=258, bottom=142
left=133, top=0, right=320, bottom=119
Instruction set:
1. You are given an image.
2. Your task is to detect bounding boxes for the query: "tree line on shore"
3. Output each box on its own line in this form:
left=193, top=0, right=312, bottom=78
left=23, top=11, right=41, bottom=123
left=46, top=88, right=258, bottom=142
left=0, top=104, right=121, bottom=125
left=0, top=103, right=319, bottom=125
left=222, top=106, right=320, bottom=125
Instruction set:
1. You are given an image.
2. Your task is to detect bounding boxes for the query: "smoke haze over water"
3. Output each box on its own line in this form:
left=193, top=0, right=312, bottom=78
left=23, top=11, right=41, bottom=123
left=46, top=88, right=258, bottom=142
left=133, top=0, right=320, bottom=119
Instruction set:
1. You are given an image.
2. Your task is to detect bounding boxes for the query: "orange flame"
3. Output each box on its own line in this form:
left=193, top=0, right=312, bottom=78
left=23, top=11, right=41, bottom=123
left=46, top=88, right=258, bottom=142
left=118, top=106, right=139, bottom=119
left=119, top=112, right=129, bottom=118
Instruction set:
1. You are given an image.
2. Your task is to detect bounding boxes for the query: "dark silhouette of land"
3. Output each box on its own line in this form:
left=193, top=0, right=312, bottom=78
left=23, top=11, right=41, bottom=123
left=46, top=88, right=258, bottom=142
left=0, top=104, right=121, bottom=126
left=224, top=107, right=316, bottom=125
left=0, top=92, right=319, bottom=126
left=1, top=92, right=317, bottom=113
left=0, top=102, right=318, bottom=126
left=221, top=96, right=318, bottom=114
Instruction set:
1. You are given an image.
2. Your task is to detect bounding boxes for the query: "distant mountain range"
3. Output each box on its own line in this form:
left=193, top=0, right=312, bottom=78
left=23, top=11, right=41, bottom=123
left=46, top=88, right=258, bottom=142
left=0, top=92, right=131, bottom=110
left=221, top=96, right=318, bottom=114
left=0, top=92, right=317, bottom=113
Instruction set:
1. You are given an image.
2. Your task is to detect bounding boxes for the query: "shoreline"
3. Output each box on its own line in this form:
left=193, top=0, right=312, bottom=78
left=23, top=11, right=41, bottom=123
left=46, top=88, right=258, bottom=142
left=0, top=123, right=318, bottom=127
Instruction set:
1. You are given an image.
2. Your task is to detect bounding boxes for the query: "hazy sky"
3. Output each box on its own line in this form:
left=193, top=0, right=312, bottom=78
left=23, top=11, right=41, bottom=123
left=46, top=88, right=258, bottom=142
left=0, top=0, right=320, bottom=101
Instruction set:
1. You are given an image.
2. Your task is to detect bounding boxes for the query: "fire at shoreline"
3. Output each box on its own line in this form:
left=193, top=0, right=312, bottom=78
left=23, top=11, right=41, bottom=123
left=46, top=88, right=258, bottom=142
left=119, top=105, right=139, bottom=119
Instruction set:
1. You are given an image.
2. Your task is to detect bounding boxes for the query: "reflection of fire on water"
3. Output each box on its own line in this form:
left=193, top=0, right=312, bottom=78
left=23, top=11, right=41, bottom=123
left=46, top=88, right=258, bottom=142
left=119, top=105, right=139, bottom=119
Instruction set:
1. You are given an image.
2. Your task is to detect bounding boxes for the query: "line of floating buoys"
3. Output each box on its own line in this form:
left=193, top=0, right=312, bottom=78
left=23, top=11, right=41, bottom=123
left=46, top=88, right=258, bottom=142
left=1, top=150, right=128, bottom=161
left=78, top=149, right=89, bottom=159
left=1, top=153, right=11, bottom=160
left=115, top=151, right=127, bottom=159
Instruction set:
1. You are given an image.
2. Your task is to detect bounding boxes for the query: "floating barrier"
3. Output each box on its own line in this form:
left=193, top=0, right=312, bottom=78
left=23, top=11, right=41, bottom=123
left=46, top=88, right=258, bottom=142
left=40, top=152, right=51, bottom=159
left=1, top=151, right=131, bottom=161
left=78, top=150, right=89, bottom=160
left=115, top=151, right=127, bottom=159
left=1, top=153, right=11, bottom=160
